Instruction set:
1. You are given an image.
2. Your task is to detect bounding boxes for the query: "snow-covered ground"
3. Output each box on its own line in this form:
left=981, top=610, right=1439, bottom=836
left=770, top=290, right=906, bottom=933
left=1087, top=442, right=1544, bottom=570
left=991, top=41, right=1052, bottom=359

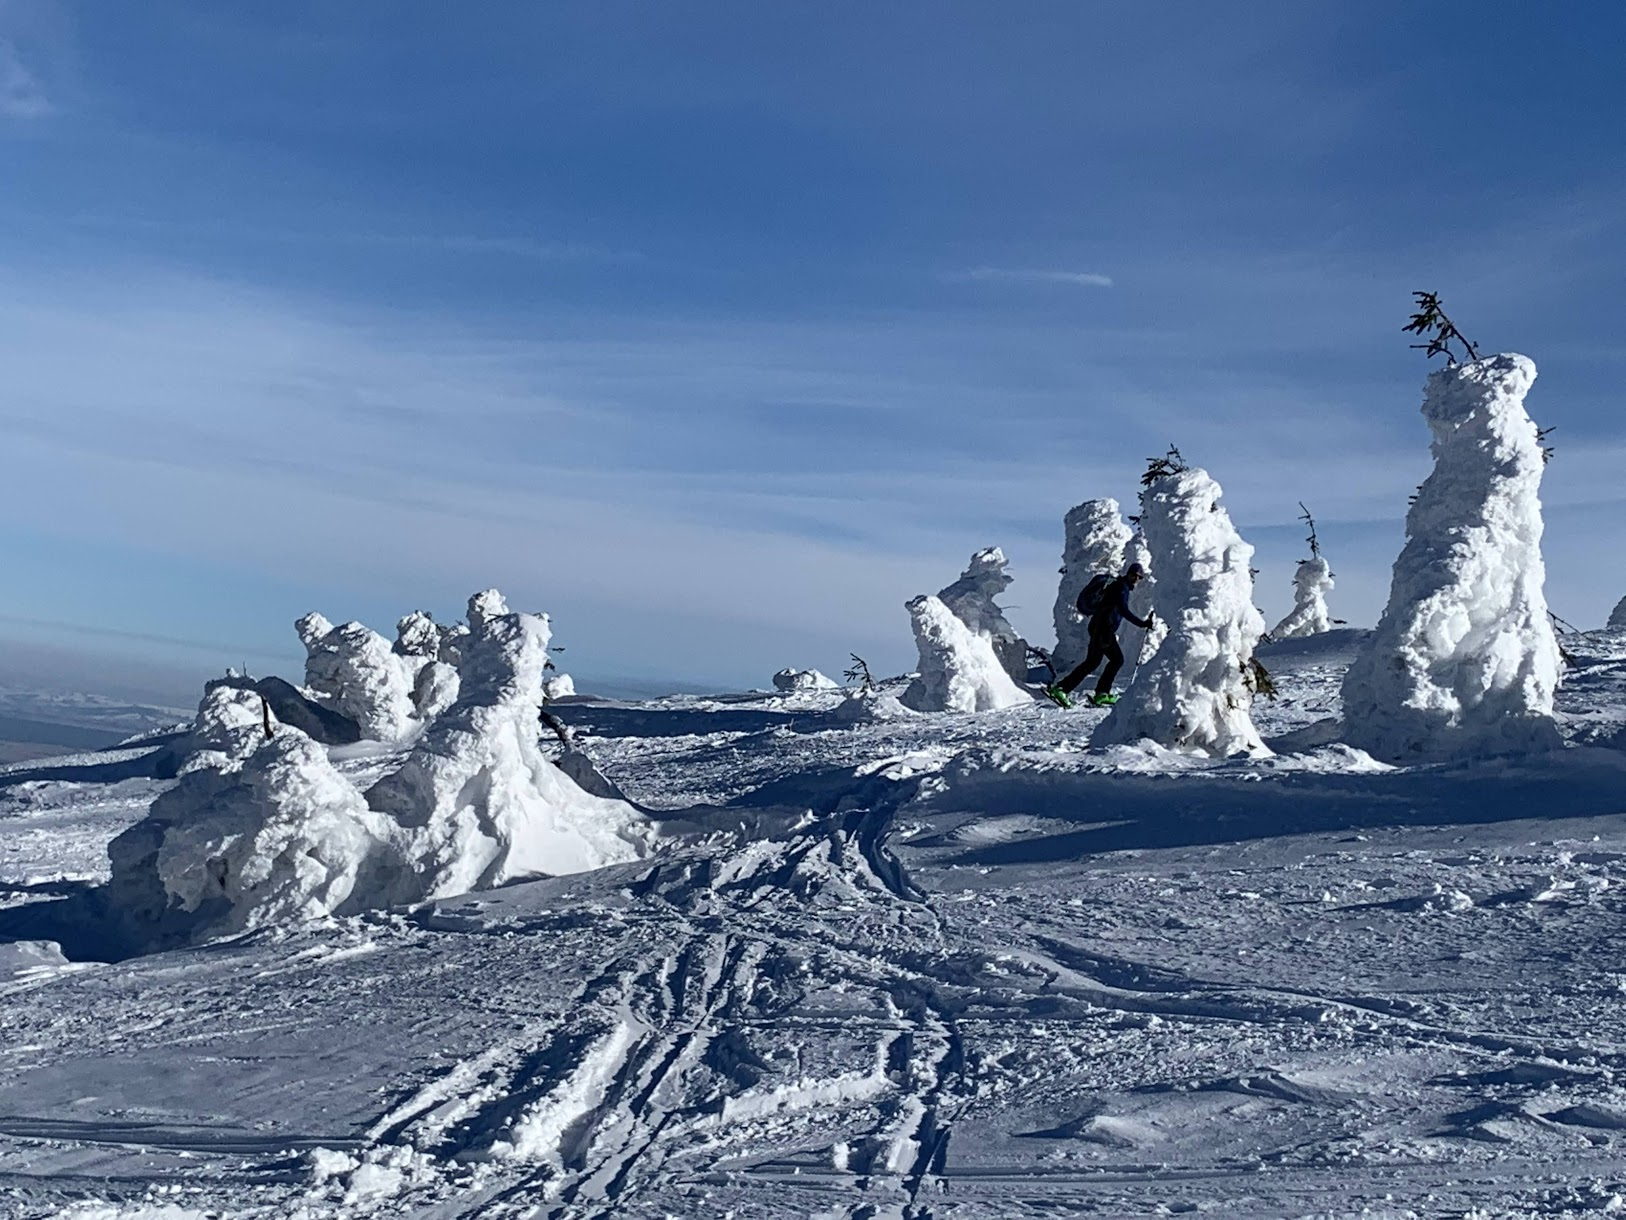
left=6, top=632, right=1626, bottom=1217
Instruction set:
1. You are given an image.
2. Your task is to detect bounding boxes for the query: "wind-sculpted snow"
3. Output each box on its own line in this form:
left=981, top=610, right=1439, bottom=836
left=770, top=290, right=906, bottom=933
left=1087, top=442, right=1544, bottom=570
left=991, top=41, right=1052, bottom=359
left=102, top=592, right=653, bottom=947
left=936, top=546, right=1029, bottom=684
left=901, top=594, right=1032, bottom=713
left=1343, top=354, right=1562, bottom=761
left=296, top=612, right=419, bottom=743
left=108, top=731, right=400, bottom=942
left=1053, top=499, right=1133, bottom=673
left=772, top=667, right=838, bottom=692
left=1273, top=554, right=1335, bottom=639
left=15, top=645, right=1626, bottom=1216
left=1094, top=466, right=1268, bottom=757
left=365, top=603, right=654, bottom=896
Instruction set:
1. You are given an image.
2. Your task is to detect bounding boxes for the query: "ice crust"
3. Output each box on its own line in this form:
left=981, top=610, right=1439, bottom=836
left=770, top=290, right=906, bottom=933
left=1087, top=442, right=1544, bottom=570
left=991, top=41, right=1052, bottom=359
left=1341, top=355, right=1561, bottom=761
left=1272, top=555, right=1335, bottom=640
left=109, top=591, right=654, bottom=945
left=935, top=547, right=1028, bottom=684
left=901, top=594, right=1032, bottom=713
left=1053, top=499, right=1133, bottom=673
left=1093, top=467, right=1268, bottom=757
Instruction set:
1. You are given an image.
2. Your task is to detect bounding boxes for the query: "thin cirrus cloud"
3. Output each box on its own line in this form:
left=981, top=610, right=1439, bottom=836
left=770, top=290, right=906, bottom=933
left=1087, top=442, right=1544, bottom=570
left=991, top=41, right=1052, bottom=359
left=0, top=37, right=50, bottom=118
left=952, top=266, right=1115, bottom=288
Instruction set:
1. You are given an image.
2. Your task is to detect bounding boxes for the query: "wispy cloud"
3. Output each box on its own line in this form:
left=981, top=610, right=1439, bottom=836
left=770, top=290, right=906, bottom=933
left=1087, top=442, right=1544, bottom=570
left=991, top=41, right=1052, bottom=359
left=952, top=266, right=1114, bottom=288
left=0, top=36, right=49, bottom=118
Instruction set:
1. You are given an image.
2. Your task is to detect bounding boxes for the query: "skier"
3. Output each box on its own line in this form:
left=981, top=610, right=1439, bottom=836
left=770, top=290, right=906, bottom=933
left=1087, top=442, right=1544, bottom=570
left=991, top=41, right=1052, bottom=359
left=1046, top=562, right=1155, bottom=708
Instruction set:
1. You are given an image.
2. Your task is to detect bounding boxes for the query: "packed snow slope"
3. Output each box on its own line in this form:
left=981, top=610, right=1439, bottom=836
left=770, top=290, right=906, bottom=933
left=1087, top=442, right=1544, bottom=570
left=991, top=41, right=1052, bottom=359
left=6, top=630, right=1626, bottom=1217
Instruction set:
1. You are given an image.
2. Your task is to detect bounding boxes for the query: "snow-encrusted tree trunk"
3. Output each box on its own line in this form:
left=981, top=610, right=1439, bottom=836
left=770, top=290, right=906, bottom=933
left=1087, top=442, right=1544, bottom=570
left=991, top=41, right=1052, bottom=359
left=1341, top=354, right=1561, bottom=760
left=936, top=547, right=1028, bottom=683
left=901, top=594, right=1031, bottom=713
left=1053, top=500, right=1132, bottom=672
left=1609, top=596, right=1626, bottom=631
left=1092, top=468, right=1268, bottom=757
left=1272, top=556, right=1335, bottom=639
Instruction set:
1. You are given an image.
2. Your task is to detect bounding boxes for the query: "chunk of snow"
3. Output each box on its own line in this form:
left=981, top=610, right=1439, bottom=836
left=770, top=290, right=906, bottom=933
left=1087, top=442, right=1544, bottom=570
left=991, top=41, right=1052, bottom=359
left=772, top=668, right=838, bottom=691
left=936, top=547, right=1029, bottom=684
left=1093, top=466, right=1268, bottom=757
left=365, top=599, right=654, bottom=897
left=296, top=613, right=418, bottom=742
left=1342, top=354, right=1562, bottom=761
left=543, top=672, right=576, bottom=700
left=1053, top=499, right=1134, bottom=673
left=1272, top=555, right=1335, bottom=639
left=901, top=594, right=1032, bottom=713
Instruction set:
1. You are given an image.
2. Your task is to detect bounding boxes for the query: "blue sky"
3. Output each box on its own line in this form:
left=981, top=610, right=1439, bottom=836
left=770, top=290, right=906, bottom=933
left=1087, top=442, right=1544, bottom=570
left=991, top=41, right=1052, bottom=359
left=2, top=2, right=1624, bottom=697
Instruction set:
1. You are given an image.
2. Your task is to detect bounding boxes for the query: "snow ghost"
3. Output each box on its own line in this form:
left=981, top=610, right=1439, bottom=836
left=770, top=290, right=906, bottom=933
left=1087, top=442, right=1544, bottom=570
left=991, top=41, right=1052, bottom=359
left=365, top=601, right=653, bottom=897
left=936, top=547, right=1029, bottom=684
left=1609, top=596, right=1626, bottom=632
left=172, top=684, right=281, bottom=777
left=543, top=672, right=576, bottom=700
left=1272, top=555, right=1335, bottom=639
left=772, top=668, right=838, bottom=692
left=1342, top=354, right=1561, bottom=761
left=1054, top=500, right=1133, bottom=673
left=1092, top=466, right=1268, bottom=757
left=901, top=594, right=1031, bottom=713
left=394, top=611, right=441, bottom=660
left=295, top=613, right=418, bottom=743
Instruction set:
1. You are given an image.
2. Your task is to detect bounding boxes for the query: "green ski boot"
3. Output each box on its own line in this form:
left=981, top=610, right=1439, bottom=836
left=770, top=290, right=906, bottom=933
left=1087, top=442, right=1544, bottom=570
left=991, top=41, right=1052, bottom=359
left=1089, top=691, right=1119, bottom=707
left=1043, top=685, right=1074, bottom=709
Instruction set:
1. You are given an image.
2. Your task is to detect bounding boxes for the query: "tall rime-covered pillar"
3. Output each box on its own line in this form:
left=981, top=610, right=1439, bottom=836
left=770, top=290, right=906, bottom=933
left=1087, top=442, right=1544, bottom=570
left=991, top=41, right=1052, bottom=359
left=1092, top=467, right=1268, bottom=757
left=1341, top=354, right=1561, bottom=761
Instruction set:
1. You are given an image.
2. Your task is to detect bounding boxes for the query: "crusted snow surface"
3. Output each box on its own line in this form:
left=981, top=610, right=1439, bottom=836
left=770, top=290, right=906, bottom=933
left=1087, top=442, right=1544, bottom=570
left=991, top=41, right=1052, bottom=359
left=1343, top=354, right=1562, bottom=763
left=901, top=594, right=1032, bottom=713
left=1273, top=554, right=1336, bottom=639
left=13, top=633, right=1626, bottom=1216
left=1094, top=466, right=1268, bottom=757
left=935, top=547, right=1029, bottom=684
left=1053, top=498, right=1133, bottom=673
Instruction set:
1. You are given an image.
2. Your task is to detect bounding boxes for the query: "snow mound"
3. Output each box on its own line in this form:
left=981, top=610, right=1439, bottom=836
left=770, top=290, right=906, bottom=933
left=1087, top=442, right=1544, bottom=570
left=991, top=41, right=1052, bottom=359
left=1054, top=499, right=1133, bottom=672
left=1273, top=555, right=1335, bottom=639
left=936, top=547, right=1028, bottom=683
left=296, top=612, right=418, bottom=742
left=1093, top=466, right=1268, bottom=758
left=1609, top=596, right=1626, bottom=631
left=110, top=590, right=655, bottom=945
left=109, top=730, right=399, bottom=940
left=901, top=594, right=1032, bottom=713
left=365, top=598, right=654, bottom=896
left=773, top=668, right=839, bottom=692
left=829, top=689, right=917, bottom=724
left=1342, top=354, right=1562, bottom=762
left=544, top=672, right=577, bottom=700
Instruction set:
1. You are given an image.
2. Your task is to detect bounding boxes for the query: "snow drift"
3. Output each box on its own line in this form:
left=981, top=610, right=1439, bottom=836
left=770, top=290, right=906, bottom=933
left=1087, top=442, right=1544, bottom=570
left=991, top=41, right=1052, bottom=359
left=1092, top=467, right=1268, bottom=757
left=1053, top=500, right=1133, bottom=673
left=901, top=594, right=1031, bottom=713
left=1341, top=354, right=1562, bottom=761
left=936, top=547, right=1029, bottom=684
left=109, top=590, right=654, bottom=946
left=1273, top=555, right=1335, bottom=640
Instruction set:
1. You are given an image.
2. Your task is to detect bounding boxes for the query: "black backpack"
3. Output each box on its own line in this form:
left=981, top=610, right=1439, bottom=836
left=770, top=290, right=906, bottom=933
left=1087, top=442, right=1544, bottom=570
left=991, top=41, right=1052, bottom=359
left=1076, top=573, right=1114, bottom=617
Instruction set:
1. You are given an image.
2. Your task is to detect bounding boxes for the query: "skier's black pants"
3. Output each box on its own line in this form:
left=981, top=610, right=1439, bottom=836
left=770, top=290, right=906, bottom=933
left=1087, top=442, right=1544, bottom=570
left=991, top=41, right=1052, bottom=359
left=1058, top=622, right=1124, bottom=696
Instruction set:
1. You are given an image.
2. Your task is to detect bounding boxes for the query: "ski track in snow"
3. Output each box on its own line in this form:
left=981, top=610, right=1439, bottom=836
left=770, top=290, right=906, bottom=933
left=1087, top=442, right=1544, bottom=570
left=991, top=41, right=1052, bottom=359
left=5, top=635, right=1626, bottom=1215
